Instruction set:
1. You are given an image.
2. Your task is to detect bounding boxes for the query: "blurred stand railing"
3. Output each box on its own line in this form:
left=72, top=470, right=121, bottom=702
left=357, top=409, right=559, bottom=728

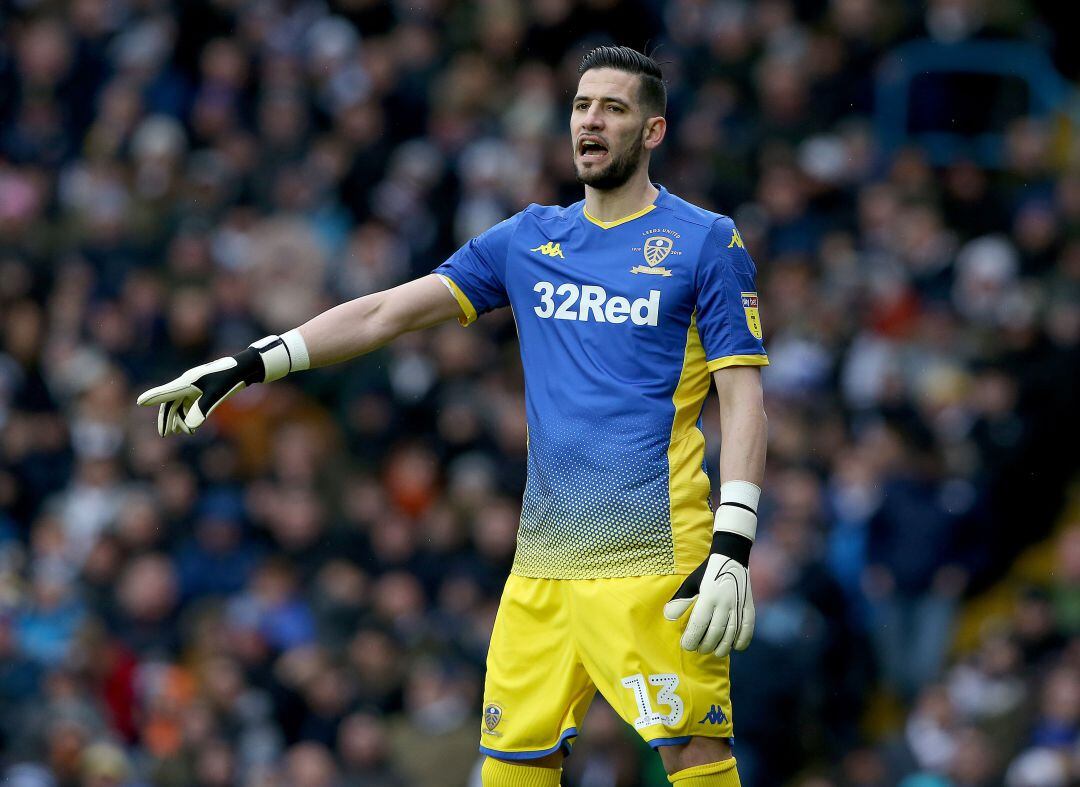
left=875, top=39, right=1075, bottom=167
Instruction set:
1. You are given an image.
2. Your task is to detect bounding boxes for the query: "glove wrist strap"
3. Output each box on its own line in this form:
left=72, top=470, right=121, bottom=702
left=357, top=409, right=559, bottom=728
left=712, top=480, right=760, bottom=567
left=249, top=329, right=311, bottom=383
left=711, top=530, right=752, bottom=567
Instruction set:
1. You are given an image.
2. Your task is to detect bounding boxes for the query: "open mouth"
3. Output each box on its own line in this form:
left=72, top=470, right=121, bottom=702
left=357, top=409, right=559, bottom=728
left=578, top=137, right=609, bottom=163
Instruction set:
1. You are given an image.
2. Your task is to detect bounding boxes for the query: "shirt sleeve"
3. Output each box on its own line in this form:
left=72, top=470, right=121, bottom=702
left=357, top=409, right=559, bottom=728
left=433, top=213, right=520, bottom=326
left=695, top=217, right=769, bottom=371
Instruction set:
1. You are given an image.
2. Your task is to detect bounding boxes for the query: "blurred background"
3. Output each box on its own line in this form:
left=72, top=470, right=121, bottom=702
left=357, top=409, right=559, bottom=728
left=1, top=0, right=1078, bottom=785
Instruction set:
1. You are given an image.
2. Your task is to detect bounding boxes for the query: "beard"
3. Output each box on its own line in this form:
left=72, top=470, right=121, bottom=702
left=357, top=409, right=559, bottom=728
left=574, top=134, right=645, bottom=191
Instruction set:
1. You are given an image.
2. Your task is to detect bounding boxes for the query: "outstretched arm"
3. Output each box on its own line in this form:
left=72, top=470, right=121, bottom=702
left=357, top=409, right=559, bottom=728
left=664, top=366, right=767, bottom=658
left=137, top=274, right=465, bottom=434
left=299, top=274, right=466, bottom=367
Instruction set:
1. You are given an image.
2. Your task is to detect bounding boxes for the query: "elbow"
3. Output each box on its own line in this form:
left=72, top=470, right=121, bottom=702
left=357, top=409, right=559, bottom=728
left=365, top=292, right=402, bottom=342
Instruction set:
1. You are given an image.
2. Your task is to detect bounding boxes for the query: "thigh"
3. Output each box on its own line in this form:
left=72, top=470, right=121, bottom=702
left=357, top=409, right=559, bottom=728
left=569, top=574, right=735, bottom=751
left=481, top=575, right=596, bottom=760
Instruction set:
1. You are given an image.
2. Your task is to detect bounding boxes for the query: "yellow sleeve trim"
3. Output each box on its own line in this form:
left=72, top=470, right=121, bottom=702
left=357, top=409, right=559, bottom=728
left=706, top=354, right=769, bottom=371
left=436, top=274, right=478, bottom=326
left=582, top=203, right=656, bottom=229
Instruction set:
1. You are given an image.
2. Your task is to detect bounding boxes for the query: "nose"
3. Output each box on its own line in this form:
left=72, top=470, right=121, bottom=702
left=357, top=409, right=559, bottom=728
left=582, top=101, right=604, bottom=130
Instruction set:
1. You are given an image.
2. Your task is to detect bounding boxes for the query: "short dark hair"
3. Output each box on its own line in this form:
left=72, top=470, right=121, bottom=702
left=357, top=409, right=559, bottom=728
left=578, top=46, right=666, bottom=118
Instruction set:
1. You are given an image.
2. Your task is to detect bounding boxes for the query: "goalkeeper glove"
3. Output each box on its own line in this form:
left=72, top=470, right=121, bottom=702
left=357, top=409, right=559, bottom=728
left=663, top=481, right=759, bottom=658
left=137, top=330, right=309, bottom=436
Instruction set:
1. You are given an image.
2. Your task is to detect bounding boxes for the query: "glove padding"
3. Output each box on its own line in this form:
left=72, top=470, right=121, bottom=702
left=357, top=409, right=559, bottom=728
left=663, top=552, right=755, bottom=658
left=137, top=348, right=263, bottom=436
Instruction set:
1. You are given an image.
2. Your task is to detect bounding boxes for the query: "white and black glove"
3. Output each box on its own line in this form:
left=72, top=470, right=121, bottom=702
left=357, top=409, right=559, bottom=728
left=137, top=330, right=309, bottom=436
left=663, top=481, right=760, bottom=658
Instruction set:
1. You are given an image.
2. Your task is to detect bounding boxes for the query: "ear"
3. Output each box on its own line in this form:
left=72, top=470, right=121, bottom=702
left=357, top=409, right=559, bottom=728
left=643, top=115, right=666, bottom=151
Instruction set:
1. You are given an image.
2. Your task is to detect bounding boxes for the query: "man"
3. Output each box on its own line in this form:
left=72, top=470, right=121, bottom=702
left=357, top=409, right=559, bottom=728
left=139, top=46, right=768, bottom=787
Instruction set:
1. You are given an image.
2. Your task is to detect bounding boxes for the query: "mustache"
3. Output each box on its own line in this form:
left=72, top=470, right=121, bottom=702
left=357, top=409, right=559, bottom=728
left=574, top=139, right=643, bottom=190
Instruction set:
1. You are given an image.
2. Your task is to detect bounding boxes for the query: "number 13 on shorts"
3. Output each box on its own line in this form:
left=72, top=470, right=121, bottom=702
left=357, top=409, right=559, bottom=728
left=480, top=575, right=734, bottom=758
left=621, top=672, right=685, bottom=729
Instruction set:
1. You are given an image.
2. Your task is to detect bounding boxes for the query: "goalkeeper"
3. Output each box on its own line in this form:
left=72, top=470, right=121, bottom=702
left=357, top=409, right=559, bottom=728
left=140, top=46, right=767, bottom=787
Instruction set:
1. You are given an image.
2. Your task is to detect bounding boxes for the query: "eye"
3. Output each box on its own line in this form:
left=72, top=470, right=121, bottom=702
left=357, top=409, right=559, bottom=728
left=608, top=105, right=624, bottom=113
left=574, top=102, right=589, bottom=111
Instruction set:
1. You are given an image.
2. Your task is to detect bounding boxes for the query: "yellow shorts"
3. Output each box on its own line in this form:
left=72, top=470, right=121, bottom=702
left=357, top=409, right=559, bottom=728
left=479, top=573, right=734, bottom=760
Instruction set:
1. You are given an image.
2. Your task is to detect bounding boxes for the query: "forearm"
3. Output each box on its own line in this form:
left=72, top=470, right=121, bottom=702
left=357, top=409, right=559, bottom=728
left=717, top=403, right=767, bottom=487
left=711, top=367, right=767, bottom=564
left=296, top=275, right=464, bottom=369
left=297, top=292, right=400, bottom=369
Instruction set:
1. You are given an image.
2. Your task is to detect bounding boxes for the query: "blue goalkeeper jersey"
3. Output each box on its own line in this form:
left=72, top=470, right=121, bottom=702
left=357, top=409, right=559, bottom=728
left=434, top=185, right=767, bottom=579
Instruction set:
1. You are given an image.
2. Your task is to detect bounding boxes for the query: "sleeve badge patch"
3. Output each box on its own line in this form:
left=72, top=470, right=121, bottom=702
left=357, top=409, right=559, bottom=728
left=741, top=292, right=762, bottom=339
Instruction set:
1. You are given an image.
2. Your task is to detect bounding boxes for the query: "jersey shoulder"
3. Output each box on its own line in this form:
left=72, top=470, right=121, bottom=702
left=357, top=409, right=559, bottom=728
left=520, top=200, right=583, bottom=224
left=655, top=191, right=755, bottom=276
left=655, top=190, right=732, bottom=235
left=474, top=203, right=577, bottom=260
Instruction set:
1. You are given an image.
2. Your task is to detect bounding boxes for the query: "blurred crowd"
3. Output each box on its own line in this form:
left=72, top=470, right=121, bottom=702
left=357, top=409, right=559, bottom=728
left=1, top=0, right=1079, bottom=785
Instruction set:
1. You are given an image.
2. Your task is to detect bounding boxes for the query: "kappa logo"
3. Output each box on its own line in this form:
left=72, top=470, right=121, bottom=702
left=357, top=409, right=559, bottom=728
left=531, top=241, right=565, bottom=258
left=483, top=703, right=503, bottom=735
left=727, top=228, right=745, bottom=249
left=698, top=705, right=728, bottom=725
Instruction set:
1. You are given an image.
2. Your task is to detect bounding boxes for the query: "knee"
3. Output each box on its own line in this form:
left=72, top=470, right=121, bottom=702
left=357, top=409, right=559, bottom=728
left=658, top=736, right=733, bottom=774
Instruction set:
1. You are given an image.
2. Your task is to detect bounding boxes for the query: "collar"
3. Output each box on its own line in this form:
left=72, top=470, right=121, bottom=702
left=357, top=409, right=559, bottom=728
left=582, top=184, right=668, bottom=229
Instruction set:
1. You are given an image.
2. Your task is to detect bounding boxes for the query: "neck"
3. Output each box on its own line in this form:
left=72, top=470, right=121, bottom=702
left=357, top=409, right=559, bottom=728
left=583, top=167, right=658, bottom=223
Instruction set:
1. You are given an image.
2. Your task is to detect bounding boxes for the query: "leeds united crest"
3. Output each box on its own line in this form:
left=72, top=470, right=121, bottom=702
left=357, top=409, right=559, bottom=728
left=483, top=703, right=503, bottom=734
left=631, top=236, right=675, bottom=276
